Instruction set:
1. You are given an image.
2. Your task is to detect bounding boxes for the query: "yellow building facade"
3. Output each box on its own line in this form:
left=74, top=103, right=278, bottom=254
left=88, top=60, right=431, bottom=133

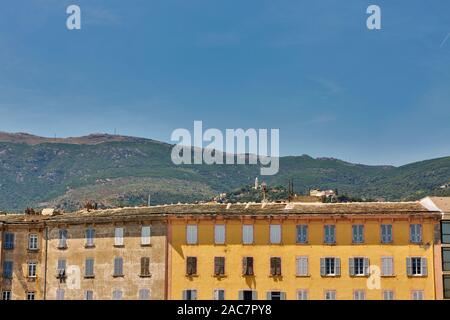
left=168, top=202, right=440, bottom=300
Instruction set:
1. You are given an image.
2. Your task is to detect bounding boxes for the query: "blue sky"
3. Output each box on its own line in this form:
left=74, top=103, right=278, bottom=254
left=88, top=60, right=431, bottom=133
left=0, top=0, right=449, bottom=166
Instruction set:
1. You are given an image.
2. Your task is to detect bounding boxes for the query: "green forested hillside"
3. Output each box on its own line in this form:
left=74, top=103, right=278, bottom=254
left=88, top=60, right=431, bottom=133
left=0, top=134, right=449, bottom=211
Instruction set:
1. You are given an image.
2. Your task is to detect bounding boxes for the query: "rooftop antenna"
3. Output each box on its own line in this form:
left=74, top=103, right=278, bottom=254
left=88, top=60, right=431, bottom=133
left=147, top=194, right=151, bottom=207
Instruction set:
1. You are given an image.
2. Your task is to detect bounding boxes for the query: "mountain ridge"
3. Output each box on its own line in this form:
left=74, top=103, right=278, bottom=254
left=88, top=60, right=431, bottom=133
left=0, top=132, right=449, bottom=212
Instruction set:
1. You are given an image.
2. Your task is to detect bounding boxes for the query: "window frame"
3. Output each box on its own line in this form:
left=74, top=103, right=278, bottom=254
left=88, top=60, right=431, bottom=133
left=410, top=224, right=423, bottom=244
left=141, top=226, right=151, bottom=246
left=324, top=225, right=336, bottom=244
left=214, top=224, right=226, bottom=245
left=269, top=224, right=281, bottom=244
left=28, top=234, right=39, bottom=251
left=352, top=224, right=364, bottom=244
left=186, top=225, right=198, bottom=245
left=27, top=261, right=37, bottom=278
left=242, top=224, right=254, bottom=245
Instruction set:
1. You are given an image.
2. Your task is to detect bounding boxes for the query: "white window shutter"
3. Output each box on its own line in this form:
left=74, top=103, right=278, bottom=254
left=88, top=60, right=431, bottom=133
left=214, top=225, right=225, bottom=244
left=406, top=257, right=412, bottom=276
left=266, top=292, right=271, bottom=300
left=243, top=225, right=253, bottom=244
left=238, top=290, right=243, bottom=300
left=364, top=258, right=370, bottom=276
left=280, top=292, right=286, bottom=300
left=270, top=225, right=281, bottom=244
left=252, top=291, right=257, bottom=300
left=141, top=226, right=151, bottom=245
left=115, top=228, right=124, bottom=246
left=335, top=258, right=341, bottom=276
left=349, top=258, right=355, bottom=276
left=320, top=258, right=325, bottom=276
left=187, top=225, right=198, bottom=244
left=421, top=258, right=427, bottom=276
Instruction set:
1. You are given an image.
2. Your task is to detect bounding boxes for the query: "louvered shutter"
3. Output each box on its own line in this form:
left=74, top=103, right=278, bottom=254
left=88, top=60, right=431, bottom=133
left=320, top=258, right=325, bottom=276
left=252, top=291, right=257, bottom=300
left=406, top=257, right=412, bottom=276
left=364, top=258, right=370, bottom=276
left=280, top=292, right=286, bottom=300
left=421, top=258, right=427, bottom=276
left=335, top=258, right=341, bottom=276
left=266, top=292, right=271, bottom=300
left=349, top=258, right=355, bottom=276
left=238, top=290, right=243, bottom=300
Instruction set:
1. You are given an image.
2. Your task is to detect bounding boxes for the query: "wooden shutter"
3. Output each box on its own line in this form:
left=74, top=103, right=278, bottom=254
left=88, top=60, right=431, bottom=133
left=115, top=228, right=123, bottom=246
left=320, top=258, right=325, bottom=276
left=349, top=258, right=355, bottom=276
left=215, top=225, right=225, bottom=244
left=141, top=226, right=151, bottom=245
left=280, top=292, right=286, bottom=300
left=406, top=257, right=412, bottom=276
left=335, top=258, right=341, bottom=276
left=364, top=258, right=370, bottom=276
left=276, top=258, right=281, bottom=275
left=421, top=258, right=427, bottom=276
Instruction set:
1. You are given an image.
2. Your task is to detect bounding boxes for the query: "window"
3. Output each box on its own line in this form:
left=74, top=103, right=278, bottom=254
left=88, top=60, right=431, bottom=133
left=139, top=289, right=150, bottom=300
left=27, top=262, right=37, bottom=278
left=113, top=257, right=123, bottom=277
left=381, top=224, right=393, bottom=243
left=28, top=234, right=38, bottom=250
left=58, top=229, right=67, bottom=249
left=381, top=257, right=394, bottom=276
left=239, top=290, right=257, bottom=300
left=27, top=292, right=35, bottom=300
left=242, top=225, right=254, bottom=244
left=214, top=289, right=225, bottom=300
left=85, top=228, right=95, bottom=247
left=85, top=258, right=95, bottom=277
left=4, top=232, right=14, bottom=249
left=411, top=290, right=424, bottom=300
left=349, top=257, right=369, bottom=276
left=324, top=225, right=336, bottom=244
left=269, top=224, right=281, bottom=244
left=112, top=290, right=123, bottom=300
left=214, top=225, right=225, bottom=244
left=186, top=257, right=197, bottom=276
left=270, top=257, right=282, bottom=276
left=296, top=225, right=308, bottom=244
left=56, top=289, right=65, bottom=300
left=297, top=290, right=308, bottom=300
left=140, top=257, right=150, bottom=277
left=183, top=290, right=197, bottom=300
left=442, top=248, right=450, bottom=271
left=324, top=290, right=336, bottom=300
left=353, top=290, right=365, bottom=300
left=267, top=291, right=286, bottom=300
left=407, top=257, right=427, bottom=276
left=141, top=226, right=151, bottom=245
left=2, top=291, right=11, bottom=300
left=352, top=225, right=364, bottom=244
left=85, top=290, right=94, bottom=300
left=383, top=290, right=395, bottom=300
left=442, top=221, right=450, bottom=244
left=296, top=256, right=309, bottom=276
left=3, top=261, right=13, bottom=279
left=57, top=259, right=66, bottom=275
left=443, top=275, right=450, bottom=299
left=214, top=257, right=225, bottom=276
left=320, top=257, right=340, bottom=276
left=186, top=225, right=198, bottom=245
left=242, top=257, right=254, bottom=276
left=114, top=227, right=124, bottom=246
left=410, top=224, right=422, bottom=243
